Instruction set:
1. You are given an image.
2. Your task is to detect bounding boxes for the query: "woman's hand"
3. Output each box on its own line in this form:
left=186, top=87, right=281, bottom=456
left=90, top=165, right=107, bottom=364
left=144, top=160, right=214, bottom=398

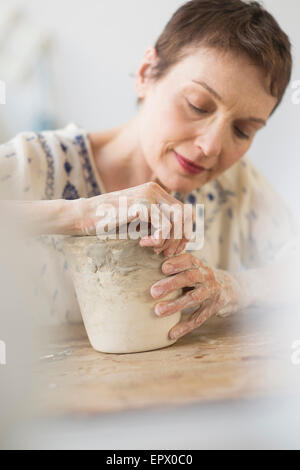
left=74, top=182, right=193, bottom=256
left=2, top=183, right=193, bottom=252
left=150, top=253, right=252, bottom=340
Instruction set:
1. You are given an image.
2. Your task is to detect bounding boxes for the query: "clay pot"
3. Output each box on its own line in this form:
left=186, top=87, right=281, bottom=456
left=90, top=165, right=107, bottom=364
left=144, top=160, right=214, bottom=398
left=63, top=236, right=182, bottom=353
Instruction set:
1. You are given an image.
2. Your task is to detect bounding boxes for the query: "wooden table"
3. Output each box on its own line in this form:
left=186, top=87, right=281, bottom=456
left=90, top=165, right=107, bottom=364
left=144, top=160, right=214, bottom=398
left=36, top=306, right=300, bottom=416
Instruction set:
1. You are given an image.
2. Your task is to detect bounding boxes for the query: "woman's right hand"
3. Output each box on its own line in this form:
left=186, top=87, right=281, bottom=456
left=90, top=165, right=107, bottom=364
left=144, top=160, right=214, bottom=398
left=73, top=182, right=193, bottom=257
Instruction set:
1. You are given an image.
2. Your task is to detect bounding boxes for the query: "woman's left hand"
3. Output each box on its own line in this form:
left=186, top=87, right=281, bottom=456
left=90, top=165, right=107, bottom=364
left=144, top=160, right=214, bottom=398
left=151, top=253, right=252, bottom=340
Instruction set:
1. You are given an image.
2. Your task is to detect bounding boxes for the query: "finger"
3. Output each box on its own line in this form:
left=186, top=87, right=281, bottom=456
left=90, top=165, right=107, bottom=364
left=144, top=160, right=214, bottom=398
left=152, top=269, right=213, bottom=299
left=139, top=236, right=164, bottom=248
left=158, top=196, right=193, bottom=243
left=161, top=223, right=182, bottom=257
left=174, top=238, right=188, bottom=255
left=154, top=199, right=187, bottom=256
left=162, top=255, right=216, bottom=285
left=154, top=284, right=218, bottom=317
left=152, top=229, right=170, bottom=255
left=169, top=301, right=215, bottom=340
left=150, top=206, right=172, bottom=239
left=163, top=239, right=182, bottom=258
left=158, top=220, right=174, bottom=255
left=139, top=229, right=165, bottom=249
left=151, top=269, right=204, bottom=299
left=158, top=229, right=183, bottom=257
left=152, top=231, right=179, bottom=256
left=161, top=253, right=203, bottom=275
left=182, top=203, right=194, bottom=242
left=153, top=234, right=171, bottom=256
left=140, top=206, right=187, bottom=256
left=146, top=206, right=172, bottom=254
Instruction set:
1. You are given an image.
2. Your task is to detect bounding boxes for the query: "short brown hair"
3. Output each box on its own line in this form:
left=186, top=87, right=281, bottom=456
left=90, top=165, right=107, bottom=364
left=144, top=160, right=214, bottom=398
left=136, top=0, right=292, bottom=115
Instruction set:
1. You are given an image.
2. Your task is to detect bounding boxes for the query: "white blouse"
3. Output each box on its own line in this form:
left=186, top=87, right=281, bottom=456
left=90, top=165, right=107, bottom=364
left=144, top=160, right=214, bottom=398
left=0, top=122, right=298, bottom=324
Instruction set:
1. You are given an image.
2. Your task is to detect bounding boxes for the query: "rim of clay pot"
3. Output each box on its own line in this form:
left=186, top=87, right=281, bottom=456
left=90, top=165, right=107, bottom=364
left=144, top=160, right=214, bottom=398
left=63, top=235, right=147, bottom=245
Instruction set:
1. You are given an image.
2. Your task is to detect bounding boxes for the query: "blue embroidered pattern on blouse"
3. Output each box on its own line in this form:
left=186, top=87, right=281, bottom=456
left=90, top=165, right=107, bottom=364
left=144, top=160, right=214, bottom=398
left=61, top=143, right=68, bottom=153
left=73, top=134, right=101, bottom=197
left=173, top=181, right=236, bottom=237
left=187, top=193, right=196, bottom=204
left=38, top=132, right=55, bottom=199
left=62, top=181, right=80, bottom=200
left=204, top=180, right=236, bottom=233
left=173, top=192, right=185, bottom=203
left=64, top=161, right=73, bottom=175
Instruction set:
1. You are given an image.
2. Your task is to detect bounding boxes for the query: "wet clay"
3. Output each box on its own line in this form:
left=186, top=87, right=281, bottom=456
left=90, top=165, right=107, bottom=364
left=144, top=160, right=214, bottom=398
left=64, top=237, right=182, bottom=353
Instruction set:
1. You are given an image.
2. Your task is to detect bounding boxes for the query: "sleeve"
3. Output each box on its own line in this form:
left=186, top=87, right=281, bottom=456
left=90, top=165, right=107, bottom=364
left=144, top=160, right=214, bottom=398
left=0, top=129, right=68, bottom=201
left=236, top=157, right=299, bottom=269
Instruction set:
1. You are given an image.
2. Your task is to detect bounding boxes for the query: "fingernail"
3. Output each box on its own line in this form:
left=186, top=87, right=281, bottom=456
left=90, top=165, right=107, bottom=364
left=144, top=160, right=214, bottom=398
left=170, top=327, right=187, bottom=340
left=151, top=286, right=164, bottom=297
left=170, top=331, right=183, bottom=340
left=155, top=305, right=164, bottom=316
left=169, top=331, right=178, bottom=340
left=154, top=305, right=161, bottom=316
left=163, top=263, right=173, bottom=274
left=155, top=303, right=170, bottom=316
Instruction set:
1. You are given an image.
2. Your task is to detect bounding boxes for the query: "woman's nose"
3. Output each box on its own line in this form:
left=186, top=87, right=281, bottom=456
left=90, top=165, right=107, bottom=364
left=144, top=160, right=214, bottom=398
left=194, top=121, right=225, bottom=163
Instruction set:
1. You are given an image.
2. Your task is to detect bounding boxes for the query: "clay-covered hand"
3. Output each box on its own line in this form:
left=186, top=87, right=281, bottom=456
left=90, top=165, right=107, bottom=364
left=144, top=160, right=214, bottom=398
left=150, top=253, right=253, bottom=340
left=73, top=182, right=192, bottom=256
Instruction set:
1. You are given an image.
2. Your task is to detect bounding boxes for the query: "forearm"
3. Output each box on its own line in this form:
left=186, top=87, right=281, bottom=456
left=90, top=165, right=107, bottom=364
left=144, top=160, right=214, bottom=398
left=0, top=199, right=80, bottom=235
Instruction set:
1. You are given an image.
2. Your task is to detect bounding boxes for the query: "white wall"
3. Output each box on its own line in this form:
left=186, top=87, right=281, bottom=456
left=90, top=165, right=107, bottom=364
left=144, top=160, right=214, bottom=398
left=1, top=0, right=299, bottom=222
left=250, top=1, right=300, bottom=224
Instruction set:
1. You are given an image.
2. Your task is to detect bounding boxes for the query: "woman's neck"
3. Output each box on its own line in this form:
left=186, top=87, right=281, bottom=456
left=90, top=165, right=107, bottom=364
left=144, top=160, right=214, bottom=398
left=88, top=115, right=163, bottom=194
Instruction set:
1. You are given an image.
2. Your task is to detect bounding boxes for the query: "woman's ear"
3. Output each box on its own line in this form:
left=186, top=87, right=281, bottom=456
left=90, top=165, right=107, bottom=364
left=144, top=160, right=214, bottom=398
left=134, top=46, right=159, bottom=99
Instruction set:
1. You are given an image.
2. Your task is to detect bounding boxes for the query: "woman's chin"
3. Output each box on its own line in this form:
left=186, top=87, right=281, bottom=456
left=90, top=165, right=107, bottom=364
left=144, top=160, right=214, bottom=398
left=159, top=172, right=206, bottom=194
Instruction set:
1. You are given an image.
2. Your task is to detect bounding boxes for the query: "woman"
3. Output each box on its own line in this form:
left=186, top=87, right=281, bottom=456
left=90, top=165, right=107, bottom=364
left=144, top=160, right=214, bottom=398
left=1, top=0, right=299, bottom=340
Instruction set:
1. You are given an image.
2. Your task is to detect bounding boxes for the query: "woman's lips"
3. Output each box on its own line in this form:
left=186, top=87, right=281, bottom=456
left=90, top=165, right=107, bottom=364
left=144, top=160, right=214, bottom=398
left=174, top=151, right=206, bottom=175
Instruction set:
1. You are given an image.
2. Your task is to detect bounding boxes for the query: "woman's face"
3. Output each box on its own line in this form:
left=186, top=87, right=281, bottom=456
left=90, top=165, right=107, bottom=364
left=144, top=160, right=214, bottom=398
left=136, top=47, right=277, bottom=193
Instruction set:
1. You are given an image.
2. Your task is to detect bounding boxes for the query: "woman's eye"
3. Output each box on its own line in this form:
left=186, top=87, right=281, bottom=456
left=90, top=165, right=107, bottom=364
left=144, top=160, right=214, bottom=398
left=235, top=127, right=250, bottom=140
left=188, top=102, right=208, bottom=114
left=188, top=100, right=250, bottom=140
